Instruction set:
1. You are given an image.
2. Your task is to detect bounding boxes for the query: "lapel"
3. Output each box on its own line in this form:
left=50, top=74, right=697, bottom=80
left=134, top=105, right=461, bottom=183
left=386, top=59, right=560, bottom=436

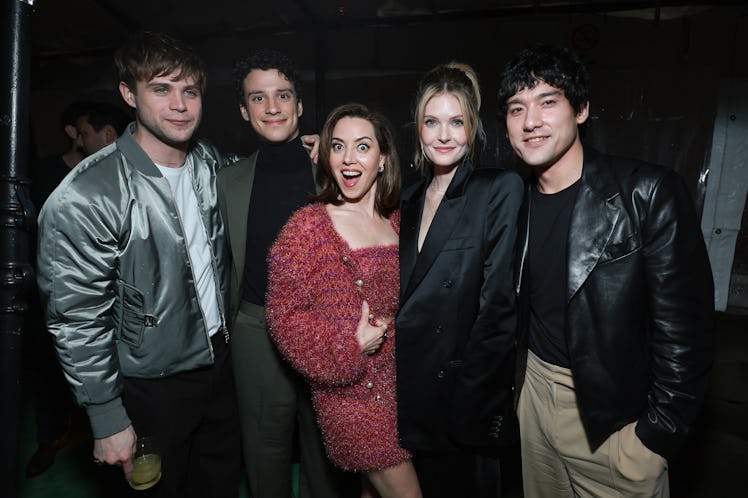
left=567, top=147, right=621, bottom=301
left=401, top=162, right=473, bottom=302
left=399, top=180, right=425, bottom=302
left=224, top=152, right=258, bottom=280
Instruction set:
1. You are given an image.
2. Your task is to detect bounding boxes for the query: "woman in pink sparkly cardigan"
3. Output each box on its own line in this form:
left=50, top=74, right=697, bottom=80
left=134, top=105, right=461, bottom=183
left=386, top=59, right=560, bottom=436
left=267, top=103, right=422, bottom=498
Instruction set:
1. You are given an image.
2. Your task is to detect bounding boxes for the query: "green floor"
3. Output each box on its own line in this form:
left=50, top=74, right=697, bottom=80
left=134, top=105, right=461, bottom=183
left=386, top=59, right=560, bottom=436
left=17, top=407, right=261, bottom=498
left=16, top=312, right=748, bottom=497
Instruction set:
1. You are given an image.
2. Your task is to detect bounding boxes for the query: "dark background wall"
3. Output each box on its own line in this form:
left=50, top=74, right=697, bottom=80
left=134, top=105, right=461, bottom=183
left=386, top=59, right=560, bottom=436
left=27, top=4, right=748, bottom=298
left=30, top=5, right=746, bottom=178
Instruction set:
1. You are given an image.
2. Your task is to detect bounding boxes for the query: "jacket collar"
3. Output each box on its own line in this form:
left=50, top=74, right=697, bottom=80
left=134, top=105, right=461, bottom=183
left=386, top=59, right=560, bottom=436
left=117, top=122, right=201, bottom=177
left=517, top=146, right=623, bottom=302
left=566, top=145, right=622, bottom=301
left=400, top=161, right=474, bottom=301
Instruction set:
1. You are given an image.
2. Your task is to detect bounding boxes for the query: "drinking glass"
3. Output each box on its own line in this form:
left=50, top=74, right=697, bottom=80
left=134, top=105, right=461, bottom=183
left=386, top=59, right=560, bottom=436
left=129, top=436, right=162, bottom=490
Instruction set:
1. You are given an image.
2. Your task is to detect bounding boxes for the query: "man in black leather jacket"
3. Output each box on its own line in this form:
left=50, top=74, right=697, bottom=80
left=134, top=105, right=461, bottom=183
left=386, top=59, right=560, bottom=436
left=499, top=43, right=714, bottom=497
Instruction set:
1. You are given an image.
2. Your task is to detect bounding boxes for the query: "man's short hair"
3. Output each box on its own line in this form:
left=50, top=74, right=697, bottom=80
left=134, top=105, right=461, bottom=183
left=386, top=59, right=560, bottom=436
left=115, top=31, right=206, bottom=94
left=233, top=49, right=302, bottom=106
left=498, top=43, right=589, bottom=116
left=84, top=103, right=132, bottom=136
left=61, top=100, right=95, bottom=129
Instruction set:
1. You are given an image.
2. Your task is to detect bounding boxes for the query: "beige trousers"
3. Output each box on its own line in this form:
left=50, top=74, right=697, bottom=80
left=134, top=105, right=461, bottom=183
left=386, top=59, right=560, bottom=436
left=518, top=351, right=669, bottom=498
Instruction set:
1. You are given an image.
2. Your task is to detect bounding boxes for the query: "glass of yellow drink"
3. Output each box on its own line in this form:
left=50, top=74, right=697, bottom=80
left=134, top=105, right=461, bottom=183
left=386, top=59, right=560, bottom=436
left=129, top=436, right=162, bottom=490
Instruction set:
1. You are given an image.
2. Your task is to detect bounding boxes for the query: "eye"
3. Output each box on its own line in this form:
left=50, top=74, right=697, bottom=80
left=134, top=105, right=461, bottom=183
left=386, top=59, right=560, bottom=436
left=542, top=99, right=557, bottom=106
left=451, top=118, right=464, bottom=127
left=331, top=142, right=343, bottom=152
left=357, top=143, right=369, bottom=152
left=508, top=106, right=523, bottom=116
left=185, top=89, right=200, bottom=98
left=250, top=95, right=264, bottom=103
left=279, top=92, right=291, bottom=100
left=424, top=118, right=437, bottom=127
left=153, top=86, right=168, bottom=95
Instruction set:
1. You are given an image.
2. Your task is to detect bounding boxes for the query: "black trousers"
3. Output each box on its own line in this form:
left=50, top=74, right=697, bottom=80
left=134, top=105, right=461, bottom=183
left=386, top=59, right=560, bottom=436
left=413, top=450, right=502, bottom=498
left=121, top=335, right=240, bottom=498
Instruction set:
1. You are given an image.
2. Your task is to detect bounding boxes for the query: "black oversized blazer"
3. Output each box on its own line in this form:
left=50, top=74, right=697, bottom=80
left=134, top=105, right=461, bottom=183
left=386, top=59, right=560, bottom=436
left=395, top=161, right=523, bottom=452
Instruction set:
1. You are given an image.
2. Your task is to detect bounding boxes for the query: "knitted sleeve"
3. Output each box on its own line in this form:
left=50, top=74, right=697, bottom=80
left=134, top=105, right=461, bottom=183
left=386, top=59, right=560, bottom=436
left=266, top=205, right=367, bottom=387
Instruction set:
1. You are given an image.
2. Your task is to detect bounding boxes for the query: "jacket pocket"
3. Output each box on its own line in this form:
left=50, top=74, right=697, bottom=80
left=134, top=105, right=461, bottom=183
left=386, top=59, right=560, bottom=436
left=599, top=233, right=640, bottom=264
left=441, top=236, right=475, bottom=252
left=114, top=281, right=147, bottom=347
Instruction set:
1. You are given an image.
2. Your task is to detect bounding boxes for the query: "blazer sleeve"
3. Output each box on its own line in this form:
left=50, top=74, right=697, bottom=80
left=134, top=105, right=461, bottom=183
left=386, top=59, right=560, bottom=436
left=635, top=169, right=715, bottom=459
left=266, top=207, right=367, bottom=387
left=448, top=170, right=524, bottom=449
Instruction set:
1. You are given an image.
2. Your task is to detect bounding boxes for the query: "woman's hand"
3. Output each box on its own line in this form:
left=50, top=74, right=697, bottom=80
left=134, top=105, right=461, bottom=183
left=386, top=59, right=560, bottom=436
left=356, top=301, right=388, bottom=355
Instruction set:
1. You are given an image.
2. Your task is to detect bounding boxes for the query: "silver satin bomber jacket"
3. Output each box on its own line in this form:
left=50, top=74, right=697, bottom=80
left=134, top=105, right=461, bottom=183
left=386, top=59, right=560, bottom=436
left=36, top=124, right=232, bottom=439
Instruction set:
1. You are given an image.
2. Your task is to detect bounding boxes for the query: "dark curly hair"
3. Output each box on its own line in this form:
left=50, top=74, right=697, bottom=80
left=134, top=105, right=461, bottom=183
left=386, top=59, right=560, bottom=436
left=314, top=103, right=400, bottom=218
left=115, top=32, right=206, bottom=94
left=233, top=49, right=302, bottom=106
left=498, top=43, right=589, bottom=117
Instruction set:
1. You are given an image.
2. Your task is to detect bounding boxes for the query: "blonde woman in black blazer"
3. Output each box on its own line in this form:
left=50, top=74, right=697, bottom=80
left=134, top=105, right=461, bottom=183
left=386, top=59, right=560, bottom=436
left=395, top=63, right=523, bottom=498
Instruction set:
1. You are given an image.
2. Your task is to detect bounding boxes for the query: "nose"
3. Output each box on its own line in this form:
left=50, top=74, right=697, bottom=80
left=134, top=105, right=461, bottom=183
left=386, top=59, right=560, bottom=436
left=438, top=123, right=450, bottom=143
left=342, top=146, right=355, bottom=164
left=170, top=92, right=187, bottom=112
left=523, top=104, right=541, bottom=131
left=265, top=96, right=280, bottom=114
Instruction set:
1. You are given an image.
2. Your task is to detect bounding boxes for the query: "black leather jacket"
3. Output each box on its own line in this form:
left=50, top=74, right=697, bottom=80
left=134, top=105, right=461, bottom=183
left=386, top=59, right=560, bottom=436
left=515, top=146, right=714, bottom=461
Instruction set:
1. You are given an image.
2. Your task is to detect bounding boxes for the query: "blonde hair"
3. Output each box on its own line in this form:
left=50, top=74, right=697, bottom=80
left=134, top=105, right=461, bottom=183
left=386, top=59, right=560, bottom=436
left=413, top=62, right=483, bottom=173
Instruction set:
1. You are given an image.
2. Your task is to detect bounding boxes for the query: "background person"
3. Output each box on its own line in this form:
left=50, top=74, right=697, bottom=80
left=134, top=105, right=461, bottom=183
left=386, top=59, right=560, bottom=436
left=25, top=99, right=93, bottom=478
left=500, top=43, right=714, bottom=497
left=395, top=63, right=523, bottom=498
left=75, top=102, right=131, bottom=156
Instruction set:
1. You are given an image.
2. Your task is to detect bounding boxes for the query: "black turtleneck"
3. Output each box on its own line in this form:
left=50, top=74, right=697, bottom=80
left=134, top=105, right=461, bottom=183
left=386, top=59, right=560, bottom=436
left=242, top=135, right=316, bottom=306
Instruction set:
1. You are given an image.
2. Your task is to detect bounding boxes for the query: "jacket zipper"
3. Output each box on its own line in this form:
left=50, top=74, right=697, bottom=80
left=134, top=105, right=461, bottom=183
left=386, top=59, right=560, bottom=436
left=515, top=184, right=531, bottom=297
left=188, top=159, right=229, bottom=348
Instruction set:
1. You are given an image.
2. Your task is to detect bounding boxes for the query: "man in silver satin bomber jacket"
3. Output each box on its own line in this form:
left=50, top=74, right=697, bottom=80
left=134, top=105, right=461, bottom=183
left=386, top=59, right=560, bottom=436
left=36, top=32, right=240, bottom=497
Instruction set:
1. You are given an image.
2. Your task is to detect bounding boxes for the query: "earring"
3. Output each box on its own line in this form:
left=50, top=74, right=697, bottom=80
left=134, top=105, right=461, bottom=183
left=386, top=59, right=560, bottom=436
left=377, top=164, right=384, bottom=173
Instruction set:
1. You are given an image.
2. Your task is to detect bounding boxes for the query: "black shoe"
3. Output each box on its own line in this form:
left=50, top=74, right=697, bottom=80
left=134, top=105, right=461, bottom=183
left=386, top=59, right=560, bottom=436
left=25, top=436, right=67, bottom=478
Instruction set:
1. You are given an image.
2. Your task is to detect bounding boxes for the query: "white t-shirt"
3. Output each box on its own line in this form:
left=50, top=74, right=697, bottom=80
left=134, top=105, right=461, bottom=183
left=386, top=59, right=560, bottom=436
left=156, top=159, right=221, bottom=337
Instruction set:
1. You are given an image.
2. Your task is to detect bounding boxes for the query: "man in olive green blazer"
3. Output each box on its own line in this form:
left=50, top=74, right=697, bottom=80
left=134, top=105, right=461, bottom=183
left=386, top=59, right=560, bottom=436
left=217, top=49, right=342, bottom=498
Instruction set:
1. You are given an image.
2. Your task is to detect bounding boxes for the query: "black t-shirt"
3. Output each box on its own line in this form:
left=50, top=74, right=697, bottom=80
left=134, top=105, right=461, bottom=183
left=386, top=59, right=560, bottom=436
left=527, top=179, right=580, bottom=368
left=241, top=136, right=316, bottom=306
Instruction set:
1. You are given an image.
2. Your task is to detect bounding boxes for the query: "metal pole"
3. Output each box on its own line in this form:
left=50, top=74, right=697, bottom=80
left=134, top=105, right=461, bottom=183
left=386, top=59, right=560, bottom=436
left=1, top=1, right=36, bottom=496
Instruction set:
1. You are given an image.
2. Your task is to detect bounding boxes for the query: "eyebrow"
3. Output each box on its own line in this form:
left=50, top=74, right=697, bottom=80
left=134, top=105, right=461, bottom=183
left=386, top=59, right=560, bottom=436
left=247, top=87, right=295, bottom=96
left=507, top=89, right=563, bottom=106
left=146, top=80, right=199, bottom=91
left=423, top=114, right=464, bottom=119
left=332, top=136, right=372, bottom=142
